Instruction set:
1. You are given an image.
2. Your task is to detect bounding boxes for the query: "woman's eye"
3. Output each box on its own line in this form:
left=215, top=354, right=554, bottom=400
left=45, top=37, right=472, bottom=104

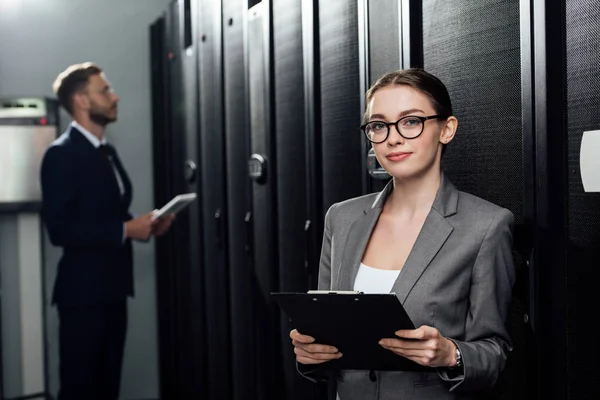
left=402, top=118, right=420, bottom=127
left=370, top=122, right=386, bottom=131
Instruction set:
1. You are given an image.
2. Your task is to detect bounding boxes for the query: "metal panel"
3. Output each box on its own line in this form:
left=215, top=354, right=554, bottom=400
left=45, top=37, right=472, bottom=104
left=368, top=0, right=400, bottom=82
left=223, top=0, right=256, bottom=398
left=247, top=3, right=284, bottom=399
left=273, top=0, right=326, bottom=399
left=531, top=0, right=568, bottom=398
left=197, top=0, right=230, bottom=399
left=0, top=98, right=58, bottom=123
left=0, top=216, right=21, bottom=399
left=181, top=0, right=208, bottom=398
left=0, top=98, right=57, bottom=210
left=165, top=6, right=193, bottom=397
left=400, top=0, right=423, bottom=69
left=0, top=126, right=55, bottom=205
left=319, top=0, right=364, bottom=210
left=301, top=0, right=323, bottom=294
left=149, top=15, right=178, bottom=400
left=1, top=213, right=48, bottom=400
left=362, top=0, right=392, bottom=192
left=566, top=1, right=600, bottom=398
left=151, top=3, right=196, bottom=398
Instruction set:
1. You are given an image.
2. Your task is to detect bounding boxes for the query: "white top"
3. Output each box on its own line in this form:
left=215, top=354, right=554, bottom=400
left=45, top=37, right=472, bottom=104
left=71, top=121, right=126, bottom=242
left=353, top=263, right=401, bottom=294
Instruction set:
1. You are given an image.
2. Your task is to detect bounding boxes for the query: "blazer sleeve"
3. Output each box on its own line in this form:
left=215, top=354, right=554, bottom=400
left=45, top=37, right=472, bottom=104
left=41, top=146, right=126, bottom=249
left=296, top=203, right=338, bottom=383
left=438, top=207, right=516, bottom=392
left=318, top=203, right=335, bottom=291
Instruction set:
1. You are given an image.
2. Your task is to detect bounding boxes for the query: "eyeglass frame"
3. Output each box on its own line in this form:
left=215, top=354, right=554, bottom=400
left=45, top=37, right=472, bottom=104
left=360, top=115, right=449, bottom=143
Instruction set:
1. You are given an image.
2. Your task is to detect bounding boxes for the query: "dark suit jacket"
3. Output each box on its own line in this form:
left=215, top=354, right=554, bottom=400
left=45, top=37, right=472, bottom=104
left=302, top=175, right=515, bottom=399
left=41, top=126, right=134, bottom=307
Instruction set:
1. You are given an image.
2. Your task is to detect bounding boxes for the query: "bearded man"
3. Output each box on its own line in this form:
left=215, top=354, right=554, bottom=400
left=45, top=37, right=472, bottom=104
left=41, top=62, right=172, bottom=400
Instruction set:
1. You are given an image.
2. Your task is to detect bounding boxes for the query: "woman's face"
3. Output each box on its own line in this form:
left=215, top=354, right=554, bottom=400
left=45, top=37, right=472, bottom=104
left=366, top=85, right=457, bottom=180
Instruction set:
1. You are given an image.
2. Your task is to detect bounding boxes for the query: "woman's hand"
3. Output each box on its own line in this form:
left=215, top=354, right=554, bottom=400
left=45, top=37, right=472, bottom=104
left=290, top=329, right=343, bottom=365
left=379, top=325, right=457, bottom=368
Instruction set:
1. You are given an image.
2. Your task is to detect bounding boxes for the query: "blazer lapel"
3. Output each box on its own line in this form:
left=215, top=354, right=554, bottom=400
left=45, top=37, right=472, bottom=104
left=391, top=210, right=453, bottom=304
left=334, top=207, right=382, bottom=290
left=334, top=175, right=460, bottom=301
left=69, top=128, right=128, bottom=203
left=391, top=175, right=459, bottom=303
left=334, top=182, right=393, bottom=291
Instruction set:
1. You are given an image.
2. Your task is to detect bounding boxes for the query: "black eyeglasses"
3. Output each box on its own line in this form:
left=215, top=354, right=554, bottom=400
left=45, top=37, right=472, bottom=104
left=361, top=115, right=448, bottom=143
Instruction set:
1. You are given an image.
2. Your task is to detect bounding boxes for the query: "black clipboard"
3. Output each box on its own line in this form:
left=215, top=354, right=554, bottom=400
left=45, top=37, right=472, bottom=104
left=272, top=291, right=432, bottom=372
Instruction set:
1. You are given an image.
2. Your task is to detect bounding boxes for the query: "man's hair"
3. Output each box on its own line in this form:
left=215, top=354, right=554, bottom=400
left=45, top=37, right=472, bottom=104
left=52, top=62, right=103, bottom=115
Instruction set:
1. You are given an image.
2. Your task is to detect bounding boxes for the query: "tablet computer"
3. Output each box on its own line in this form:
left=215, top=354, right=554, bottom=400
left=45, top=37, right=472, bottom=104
left=152, top=193, right=197, bottom=221
left=272, top=291, right=430, bottom=371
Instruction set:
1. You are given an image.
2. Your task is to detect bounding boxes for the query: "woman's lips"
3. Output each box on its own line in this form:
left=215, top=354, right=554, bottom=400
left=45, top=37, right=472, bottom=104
left=386, top=152, right=412, bottom=162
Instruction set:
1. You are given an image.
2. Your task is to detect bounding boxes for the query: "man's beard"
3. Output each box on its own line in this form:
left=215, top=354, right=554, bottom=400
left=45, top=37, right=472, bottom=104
left=89, top=107, right=116, bottom=126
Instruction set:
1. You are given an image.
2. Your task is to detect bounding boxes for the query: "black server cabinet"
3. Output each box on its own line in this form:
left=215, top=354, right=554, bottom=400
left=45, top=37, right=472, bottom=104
left=365, top=0, right=400, bottom=82
left=196, top=0, right=232, bottom=399
left=318, top=0, right=364, bottom=210
left=246, top=2, right=285, bottom=398
left=150, top=14, right=180, bottom=399
left=361, top=0, right=404, bottom=193
left=150, top=1, right=207, bottom=398
left=272, top=0, right=326, bottom=399
left=149, top=19, right=171, bottom=368
left=528, top=1, right=568, bottom=398
left=300, top=0, right=324, bottom=302
left=181, top=1, right=208, bottom=398
left=223, top=0, right=257, bottom=399
left=564, top=1, right=600, bottom=398
left=420, top=1, right=533, bottom=399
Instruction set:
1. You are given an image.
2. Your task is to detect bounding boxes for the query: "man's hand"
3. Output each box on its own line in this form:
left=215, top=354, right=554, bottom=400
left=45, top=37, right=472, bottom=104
left=379, top=325, right=457, bottom=368
left=152, top=214, right=175, bottom=237
left=124, top=213, right=154, bottom=242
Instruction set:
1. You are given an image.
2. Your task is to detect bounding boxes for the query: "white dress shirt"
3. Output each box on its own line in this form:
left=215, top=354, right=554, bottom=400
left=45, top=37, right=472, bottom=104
left=71, top=121, right=127, bottom=242
left=71, top=121, right=125, bottom=195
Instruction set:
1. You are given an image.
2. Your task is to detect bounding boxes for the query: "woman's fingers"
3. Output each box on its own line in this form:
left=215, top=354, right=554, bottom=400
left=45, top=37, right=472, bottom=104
left=294, top=346, right=342, bottom=364
left=290, top=329, right=314, bottom=343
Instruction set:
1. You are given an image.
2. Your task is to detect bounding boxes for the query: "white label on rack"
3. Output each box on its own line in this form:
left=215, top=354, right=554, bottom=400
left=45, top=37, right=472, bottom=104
left=580, top=130, right=600, bottom=193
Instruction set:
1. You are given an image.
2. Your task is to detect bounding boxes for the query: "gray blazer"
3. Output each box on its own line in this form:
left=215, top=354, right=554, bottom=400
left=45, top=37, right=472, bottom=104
left=303, top=176, right=515, bottom=400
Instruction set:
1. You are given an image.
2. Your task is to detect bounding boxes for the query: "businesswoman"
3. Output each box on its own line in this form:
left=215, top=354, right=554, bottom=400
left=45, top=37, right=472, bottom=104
left=290, top=68, right=515, bottom=399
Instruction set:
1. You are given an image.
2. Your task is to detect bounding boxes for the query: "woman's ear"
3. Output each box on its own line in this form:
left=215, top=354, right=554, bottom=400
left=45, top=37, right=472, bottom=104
left=439, top=116, right=458, bottom=145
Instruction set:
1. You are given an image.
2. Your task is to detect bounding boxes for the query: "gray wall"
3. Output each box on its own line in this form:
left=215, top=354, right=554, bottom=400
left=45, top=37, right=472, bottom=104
left=0, top=0, right=171, bottom=398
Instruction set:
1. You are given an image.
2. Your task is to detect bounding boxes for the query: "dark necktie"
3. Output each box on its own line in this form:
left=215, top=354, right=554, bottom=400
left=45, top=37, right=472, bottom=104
left=98, top=144, right=123, bottom=195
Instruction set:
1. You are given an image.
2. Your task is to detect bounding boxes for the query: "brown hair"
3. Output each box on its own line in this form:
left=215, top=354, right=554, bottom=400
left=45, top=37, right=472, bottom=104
left=363, top=68, right=453, bottom=123
left=52, top=62, right=103, bottom=115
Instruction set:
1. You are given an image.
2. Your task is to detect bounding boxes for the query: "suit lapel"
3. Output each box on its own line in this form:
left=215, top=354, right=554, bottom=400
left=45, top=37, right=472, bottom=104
left=392, top=175, right=459, bottom=303
left=68, top=127, right=98, bottom=154
left=69, top=128, right=128, bottom=203
left=336, top=175, right=459, bottom=302
left=391, top=210, right=453, bottom=303
left=334, top=207, right=382, bottom=290
left=334, top=182, right=392, bottom=290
